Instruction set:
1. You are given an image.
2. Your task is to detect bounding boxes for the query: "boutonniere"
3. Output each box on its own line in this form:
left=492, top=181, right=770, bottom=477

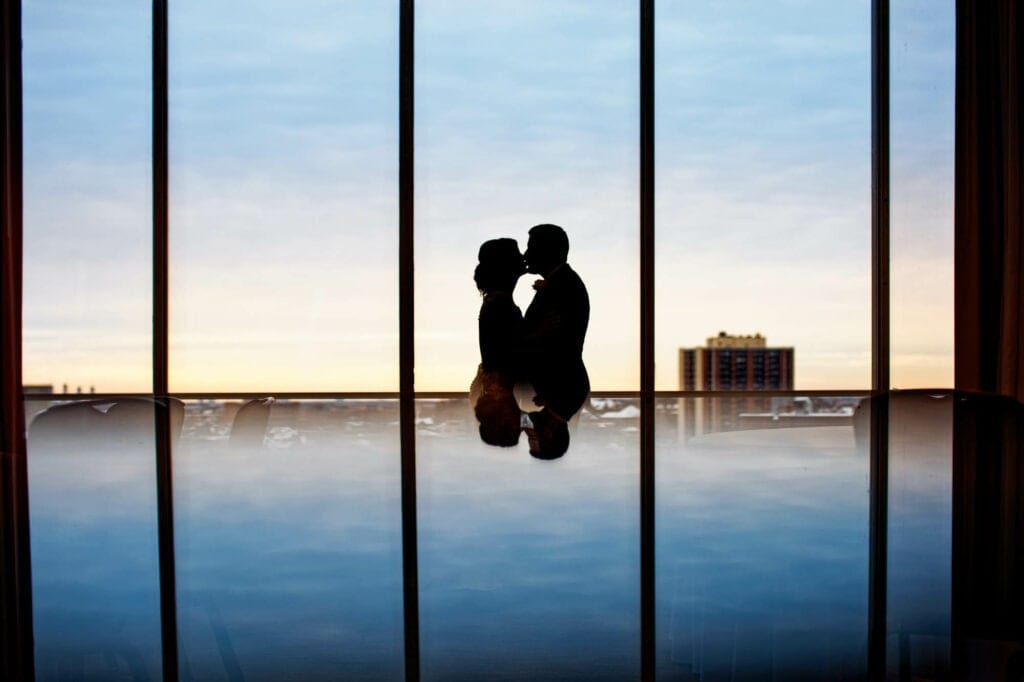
left=532, top=278, right=547, bottom=291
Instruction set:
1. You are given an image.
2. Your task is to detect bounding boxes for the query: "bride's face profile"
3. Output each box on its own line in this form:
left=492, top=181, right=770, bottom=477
left=475, top=238, right=525, bottom=293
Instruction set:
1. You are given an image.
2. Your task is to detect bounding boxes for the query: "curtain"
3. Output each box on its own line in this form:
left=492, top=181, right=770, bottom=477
left=955, top=0, right=1024, bottom=402
left=1, top=1, right=34, bottom=680
left=952, top=1, right=1024, bottom=666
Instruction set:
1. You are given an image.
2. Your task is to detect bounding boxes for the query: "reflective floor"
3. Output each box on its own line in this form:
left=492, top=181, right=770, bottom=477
left=24, top=392, right=1020, bottom=681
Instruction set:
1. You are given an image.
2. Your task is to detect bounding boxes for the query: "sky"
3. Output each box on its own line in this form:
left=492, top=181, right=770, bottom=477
left=21, top=0, right=954, bottom=393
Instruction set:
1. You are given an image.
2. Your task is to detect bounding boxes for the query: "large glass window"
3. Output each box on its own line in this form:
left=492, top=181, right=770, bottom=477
left=415, top=0, right=639, bottom=391
left=169, top=2, right=399, bottom=392
left=22, top=0, right=152, bottom=394
left=15, top=3, right=963, bottom=679
left=656, top=1, right=872, bottom=390
left=890, top=0, right=955, bottom=389
left=415, top=6, right=641, bottom=674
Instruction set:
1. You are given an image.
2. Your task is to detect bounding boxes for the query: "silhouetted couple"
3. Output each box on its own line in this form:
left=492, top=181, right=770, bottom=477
left=471, top=224, right=590, bottom=459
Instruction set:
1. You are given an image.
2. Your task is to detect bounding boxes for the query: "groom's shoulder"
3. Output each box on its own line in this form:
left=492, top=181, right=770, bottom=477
left=543, top=263, right=587, bottom=297
left=562, top=264, right=588, bottom=293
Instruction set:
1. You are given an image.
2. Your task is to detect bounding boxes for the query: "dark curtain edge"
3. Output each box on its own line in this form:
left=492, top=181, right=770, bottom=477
left=1, top=0, right=35, bottom=680
left=955, top=0, right=1024, bottom=403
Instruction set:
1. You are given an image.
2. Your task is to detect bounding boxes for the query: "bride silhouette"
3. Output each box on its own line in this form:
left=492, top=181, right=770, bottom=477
left=470, top=238, right=526, bottom=446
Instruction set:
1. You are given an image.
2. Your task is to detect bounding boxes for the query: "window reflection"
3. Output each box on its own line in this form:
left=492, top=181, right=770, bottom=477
left=417, top=397, right=640, bottom=681
left=656, top=397, right=869, bottom=679
left=175, top=399, right=404, bottom=680
left=27, top=397, right=163, bottom=681
left=886, top=393, right=952, bottom=679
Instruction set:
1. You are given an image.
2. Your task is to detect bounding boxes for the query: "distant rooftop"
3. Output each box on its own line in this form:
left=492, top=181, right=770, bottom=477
left=705, top=331, right=767, bottom=349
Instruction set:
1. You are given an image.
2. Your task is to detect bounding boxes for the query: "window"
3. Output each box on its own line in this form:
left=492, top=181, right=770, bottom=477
left=169, top=2, right=400, bottom=393
left=23, top=0, right=152, bottom=394
left=15, top=1, right=954, bottom=679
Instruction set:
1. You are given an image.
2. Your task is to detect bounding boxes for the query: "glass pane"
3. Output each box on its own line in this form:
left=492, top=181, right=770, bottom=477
left=27, top=396, right=163, bottom=680
left=886, top=392, right=952, bottom=679
left=22, top=0, right=152, bottom=394
left=417, top=397, right=639, bottom=680
left=169, top=2, right=399, bottom=392
left=656, top=396, right=869, bottom=679
left=656, top=2, right=871, bottom=390
left=175, top=399, right=404, bottom=680
left=416, top=0, right=639, bottom=392
left=890, top=0, right=955, bottom=389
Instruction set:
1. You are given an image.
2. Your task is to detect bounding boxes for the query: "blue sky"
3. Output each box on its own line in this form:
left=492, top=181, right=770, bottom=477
left=22, top=0, right=953, bottom=392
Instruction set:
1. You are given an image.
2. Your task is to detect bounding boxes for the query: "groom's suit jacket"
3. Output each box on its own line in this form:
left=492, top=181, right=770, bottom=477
left=522, top=263, right=590, bottom=420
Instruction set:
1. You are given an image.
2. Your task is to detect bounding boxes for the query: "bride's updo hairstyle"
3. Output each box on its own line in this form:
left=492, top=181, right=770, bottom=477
left=474, top=238, right=525, bottom=294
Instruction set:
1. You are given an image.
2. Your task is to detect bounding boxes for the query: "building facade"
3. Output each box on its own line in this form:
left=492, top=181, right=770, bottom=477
left=678, top=332, right=794, bottom=437
left=679, top=332, right=793, bottom=391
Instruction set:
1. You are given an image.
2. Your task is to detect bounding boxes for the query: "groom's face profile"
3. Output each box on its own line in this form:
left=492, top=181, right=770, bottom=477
left=524, top=234, right=554, bottom=275
left=524, top=235, right=540, bottom=274
left=524, top=224, right=569, bottom=276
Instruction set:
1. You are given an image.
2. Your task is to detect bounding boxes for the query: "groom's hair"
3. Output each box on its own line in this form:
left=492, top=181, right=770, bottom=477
left=528, top=224, right=569, bottom=264
left=527, top=409, right=570, bottom=459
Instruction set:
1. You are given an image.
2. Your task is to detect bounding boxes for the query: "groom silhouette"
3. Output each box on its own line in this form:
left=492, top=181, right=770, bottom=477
left=521, top=223, right=590, bottom=458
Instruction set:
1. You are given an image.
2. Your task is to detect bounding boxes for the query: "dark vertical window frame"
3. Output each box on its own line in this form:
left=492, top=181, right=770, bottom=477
left=399, top=1, right=420, bottom=680
left=1, top=1, right=35, bottom=679
left=152, top=0, right=168, bottom=398
left=872, top=0, right=891, bottom=392
left=950, top=5, right=972, bottom=672
left=152, top=1, right=179, bottom=680
left=868, top=0, right=891, bottom=678
left=639, top=0, right=655, bottom=679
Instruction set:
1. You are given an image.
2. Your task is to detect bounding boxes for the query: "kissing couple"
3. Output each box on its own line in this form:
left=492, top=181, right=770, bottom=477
left=470, top=223, right=590, bottom=459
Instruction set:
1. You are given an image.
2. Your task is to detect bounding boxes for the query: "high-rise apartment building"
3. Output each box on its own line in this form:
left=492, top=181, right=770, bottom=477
left=679, top=331, right=794, bottom=391
left=678, top=332, right=795, bottom=437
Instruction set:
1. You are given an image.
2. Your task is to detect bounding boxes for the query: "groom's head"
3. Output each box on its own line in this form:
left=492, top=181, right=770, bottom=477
left=525, top=409, right=570, bottom=460
left=525, top=224, right=569, bottom=276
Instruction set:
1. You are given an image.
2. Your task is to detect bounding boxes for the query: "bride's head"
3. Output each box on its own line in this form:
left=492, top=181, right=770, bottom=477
left=474, top=382, right=522, bottom=447
left=474, top=238, right=526, bottom=294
